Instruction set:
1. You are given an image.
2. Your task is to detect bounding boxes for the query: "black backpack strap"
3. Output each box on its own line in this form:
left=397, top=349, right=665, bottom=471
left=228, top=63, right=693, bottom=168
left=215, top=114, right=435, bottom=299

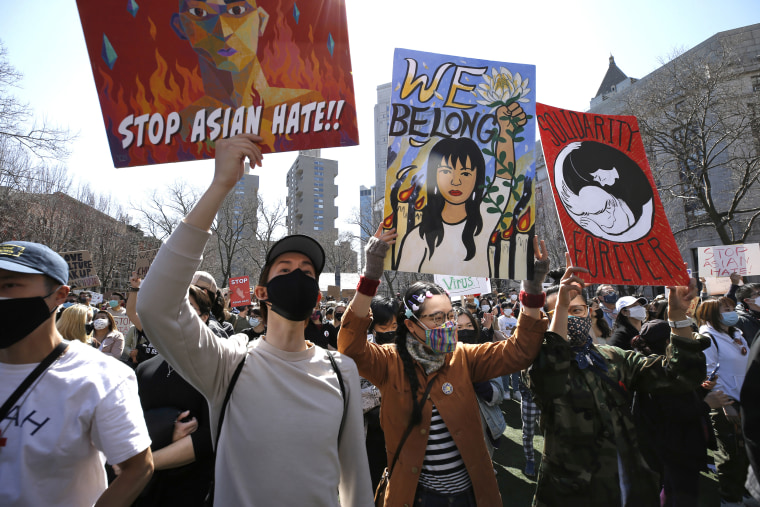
left=214, top=355, right=247, bottom=449
left=704, top=332, right=719, bottom=354
left=326, top=351, right=347, bottom=442
left=1, top=341, right=68, bottom=421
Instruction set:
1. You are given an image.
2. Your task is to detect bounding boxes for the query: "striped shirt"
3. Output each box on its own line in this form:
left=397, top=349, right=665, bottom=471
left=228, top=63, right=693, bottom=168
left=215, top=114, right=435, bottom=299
left=418, top=403, right=472, bottom=494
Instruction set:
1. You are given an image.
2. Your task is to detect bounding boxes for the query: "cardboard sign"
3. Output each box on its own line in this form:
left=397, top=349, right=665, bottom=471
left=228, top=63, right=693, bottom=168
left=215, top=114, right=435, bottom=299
left=327, top=285, right=340, bottom=299
left=340, top=289, right=356, bottom=300
left=75, top=0, right=358, bottom=168
left=537, top=103, right=689, bottom=286
left=135, top=249, right=159, bottom=279
left=698, top=244, right=760, bottom=277
left=60, top=250, right=101, bottom=288
left=704, top=277, right=735, bottom=296
left=110, top=313, right=132, bottom=336
left=229, top=276, right=251, bottom=307
left=434, top=274, right=491, bottom=297
left=383, top=49, right=536, bottom=280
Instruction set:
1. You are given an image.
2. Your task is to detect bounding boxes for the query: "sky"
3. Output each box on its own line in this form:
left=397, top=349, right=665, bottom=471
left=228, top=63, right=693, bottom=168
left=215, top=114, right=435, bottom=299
left=2, top=0, right=759, bottom=239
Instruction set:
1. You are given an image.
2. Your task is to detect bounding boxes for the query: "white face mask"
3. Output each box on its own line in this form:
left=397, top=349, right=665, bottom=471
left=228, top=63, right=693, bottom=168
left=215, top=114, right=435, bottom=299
left=481, top=305, right=490, bottom=312
left=510, top=295, right=517, bottom=301
left=93, top=318, right=109, bottom=330
left=627, top=306, right=647, bottom=322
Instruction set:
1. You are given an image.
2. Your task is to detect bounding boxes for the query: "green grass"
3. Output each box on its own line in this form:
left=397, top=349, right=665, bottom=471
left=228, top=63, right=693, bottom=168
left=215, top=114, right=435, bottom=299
left=492, top=398, right=721, bottom=506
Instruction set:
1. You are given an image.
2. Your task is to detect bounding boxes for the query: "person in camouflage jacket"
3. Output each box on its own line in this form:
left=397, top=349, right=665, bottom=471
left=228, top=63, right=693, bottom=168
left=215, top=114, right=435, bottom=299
left=524, top=259, right=709, bottom=507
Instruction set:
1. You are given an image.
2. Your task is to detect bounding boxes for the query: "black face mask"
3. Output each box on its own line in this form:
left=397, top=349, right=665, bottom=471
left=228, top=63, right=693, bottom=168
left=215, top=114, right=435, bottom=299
left=85, top=322, right=95, bottom=334
left=457, top=329, right=478, bottom=344
left=0, top=293, right=57, bottom=349
left=335, top=312, right=344, bottom=323
left=594, top=309, right=604, bottom=320
left=374, top=330, right=396, bottom=345
left=264, top=269, right=320, bottom=322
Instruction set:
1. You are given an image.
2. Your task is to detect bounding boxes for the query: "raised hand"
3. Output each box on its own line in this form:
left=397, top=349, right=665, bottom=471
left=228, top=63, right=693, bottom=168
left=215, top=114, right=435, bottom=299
left=212, top=134, right=264, bottom=192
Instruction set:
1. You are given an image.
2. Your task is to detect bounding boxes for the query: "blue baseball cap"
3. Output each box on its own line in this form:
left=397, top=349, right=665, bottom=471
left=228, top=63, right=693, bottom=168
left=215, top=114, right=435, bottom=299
left=0, top=241, right=69, bottom=285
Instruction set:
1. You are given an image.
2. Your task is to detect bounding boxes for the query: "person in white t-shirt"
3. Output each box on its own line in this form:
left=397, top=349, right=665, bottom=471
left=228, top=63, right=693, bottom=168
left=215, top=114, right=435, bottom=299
left=0, top=240, right=153, bottom=507
left=497, top=302, right=518, bottom=337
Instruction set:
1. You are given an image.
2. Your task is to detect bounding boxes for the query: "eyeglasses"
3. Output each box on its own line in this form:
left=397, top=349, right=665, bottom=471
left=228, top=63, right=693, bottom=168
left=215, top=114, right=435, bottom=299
left=568, top=305, right=589, bottom=317
left=418, top=310, right=456, bottom=327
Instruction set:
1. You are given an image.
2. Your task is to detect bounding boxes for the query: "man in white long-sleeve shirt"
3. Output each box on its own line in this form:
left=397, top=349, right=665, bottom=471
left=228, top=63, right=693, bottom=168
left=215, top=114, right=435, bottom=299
left=137, top=134, right=373, bottom=506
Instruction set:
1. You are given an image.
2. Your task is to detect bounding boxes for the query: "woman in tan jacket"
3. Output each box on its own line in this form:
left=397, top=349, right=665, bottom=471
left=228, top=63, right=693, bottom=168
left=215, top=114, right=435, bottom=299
left=339, top=229, right=550, bottom=506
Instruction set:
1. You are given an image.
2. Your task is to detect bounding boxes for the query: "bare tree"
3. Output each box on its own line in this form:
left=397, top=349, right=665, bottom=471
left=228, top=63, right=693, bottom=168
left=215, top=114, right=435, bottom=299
left=243, top=194, right=287, bottom=284
left=130, top=180, right=201, bottom=241
left=623, top=41, right=760, bottom=244
left=0, top=42, right=73, bottom=160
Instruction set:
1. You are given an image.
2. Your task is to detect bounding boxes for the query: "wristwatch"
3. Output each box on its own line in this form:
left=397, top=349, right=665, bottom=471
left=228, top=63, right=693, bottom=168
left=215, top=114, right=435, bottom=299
left=668, top=319, right=691, bottom=329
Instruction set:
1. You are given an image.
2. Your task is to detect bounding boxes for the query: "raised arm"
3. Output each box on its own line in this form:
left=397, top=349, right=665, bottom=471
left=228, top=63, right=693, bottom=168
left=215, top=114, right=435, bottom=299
left=549, top=253, right=590, bottom=340
left=184, top=134, right=263, bottom=232
left=126, top=271, right=142, bottom=332
left=519, top=236, right=550, bottom=320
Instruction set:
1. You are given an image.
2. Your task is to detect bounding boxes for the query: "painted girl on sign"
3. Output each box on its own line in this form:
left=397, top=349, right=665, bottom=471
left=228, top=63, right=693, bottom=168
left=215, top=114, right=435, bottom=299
left=556, top=141, right=654, bottom=242
left=396, top=103, right=527, bottom=274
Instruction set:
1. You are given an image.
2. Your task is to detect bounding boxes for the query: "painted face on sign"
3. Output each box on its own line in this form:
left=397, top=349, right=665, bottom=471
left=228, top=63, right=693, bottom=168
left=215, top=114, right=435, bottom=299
left=173, top=0, right=269, bottom=73
left=590, top=167, right=619, bottom=187
left=436, top=155, right=477, bottom=205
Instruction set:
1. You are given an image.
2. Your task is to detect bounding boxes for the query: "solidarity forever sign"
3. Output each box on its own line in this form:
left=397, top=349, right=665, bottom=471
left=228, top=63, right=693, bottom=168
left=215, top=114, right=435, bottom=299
left=383, top=49, right=537, bottom=280
left=698, top=243, right=760, bottom=277
left=537, top=103, right=689, bottom=286
left=76, top=0, right=358, bottom=168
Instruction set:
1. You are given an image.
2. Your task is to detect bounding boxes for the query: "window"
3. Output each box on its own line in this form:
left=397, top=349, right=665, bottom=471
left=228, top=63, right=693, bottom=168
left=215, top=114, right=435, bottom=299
left=753, top=75, right=760, bottom=92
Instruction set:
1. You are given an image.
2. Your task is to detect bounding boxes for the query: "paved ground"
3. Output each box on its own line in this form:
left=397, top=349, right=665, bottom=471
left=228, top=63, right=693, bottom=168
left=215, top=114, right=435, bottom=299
left=491, top=397, right=721, bottom=506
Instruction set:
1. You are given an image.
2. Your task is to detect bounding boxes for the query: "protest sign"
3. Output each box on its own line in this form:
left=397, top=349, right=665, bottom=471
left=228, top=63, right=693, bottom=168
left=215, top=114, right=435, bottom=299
left=327, top=285, right=340, bottom=299
left=703, top=277, right=735, bottom=296
left=110, top=314, right=132, bottom=335
left=383, top=49, right=536, bottom=280
left=697, top=243, right=760, bottom=277
left=61, top=250, right=101, bottom=288
left=135, top=249, right=159, bottom=279
left=434, top=274, right=491, bottom=297
left=90, top=292, right=104, bottom=305
left=75, top=0, right=358, bottom=168
left=341, top=289, right=356, bottom=300
left=229, top=276, right=251, bottom=307
left=537, top=103, right=689, bottom=286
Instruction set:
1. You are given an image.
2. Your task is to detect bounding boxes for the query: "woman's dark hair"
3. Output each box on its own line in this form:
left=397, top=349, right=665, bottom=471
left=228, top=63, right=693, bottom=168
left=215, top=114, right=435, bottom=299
left=648, top=299, right=668, bottom=321
left=396, top=281, right=449, bottom=426
left=94, top=310, right=117, bottom=332
left=562, top=141, right=652, bottom=221
left=369, top=296, right=399, bottom=332
left=453, top=307, right=481, bottom=343
left=590, top=298, right=611, bottom=339
left=189, top=285, right=212, bottom=318
left=419, top=137, right=486, bottom=262
left=695, top=297, right=737, bottom=335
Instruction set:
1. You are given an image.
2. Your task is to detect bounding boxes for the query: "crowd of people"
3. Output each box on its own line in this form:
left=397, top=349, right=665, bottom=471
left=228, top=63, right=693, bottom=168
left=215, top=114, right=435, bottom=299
left=2, top=134, right=760, bottom=506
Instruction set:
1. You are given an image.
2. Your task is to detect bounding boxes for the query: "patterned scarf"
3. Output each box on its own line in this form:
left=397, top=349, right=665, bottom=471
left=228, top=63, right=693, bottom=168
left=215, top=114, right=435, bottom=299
left=406, top=335, right=446, bottom=374
left=568, top=316, right=608, bottom=371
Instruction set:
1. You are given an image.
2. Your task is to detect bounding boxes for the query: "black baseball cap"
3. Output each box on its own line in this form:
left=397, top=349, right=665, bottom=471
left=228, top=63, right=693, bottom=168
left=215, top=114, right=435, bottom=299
left=0, top=241, right=69, bottom=285
left=265, top=235, right=325, bottom=276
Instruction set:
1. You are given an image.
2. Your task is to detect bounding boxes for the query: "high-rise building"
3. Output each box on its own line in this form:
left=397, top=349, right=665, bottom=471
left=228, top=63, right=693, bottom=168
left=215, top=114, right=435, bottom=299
left=374, top=83, right=392, bottom=201
left=358, top=185, right=374, bottom=269
left=286, top=150, right=338, bottom=236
